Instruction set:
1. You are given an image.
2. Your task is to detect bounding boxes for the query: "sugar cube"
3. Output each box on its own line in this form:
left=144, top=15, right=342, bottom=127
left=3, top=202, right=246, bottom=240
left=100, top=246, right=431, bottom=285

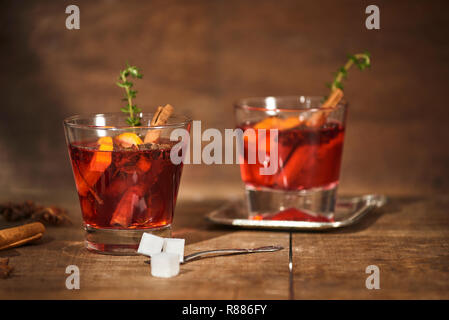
left=151, top=252, right=180, bottom=278
left=163, top=238, right=185, bottom=262
left=137, top=233, right=164, bottom=257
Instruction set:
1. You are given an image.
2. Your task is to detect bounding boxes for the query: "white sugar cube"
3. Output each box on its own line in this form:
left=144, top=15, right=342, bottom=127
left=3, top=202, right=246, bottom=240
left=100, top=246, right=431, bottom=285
left=137, top=233, right=164, bottom=257
left=151, top=252, right=180, bottom=278
left=163, top=238, right=185, bottom=262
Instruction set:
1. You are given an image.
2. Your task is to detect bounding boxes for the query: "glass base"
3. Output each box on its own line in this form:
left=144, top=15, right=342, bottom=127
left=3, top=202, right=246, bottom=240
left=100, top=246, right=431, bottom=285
left=245, top=184, right=338, bottom=219
left=84, top=225, right=172, bottom=255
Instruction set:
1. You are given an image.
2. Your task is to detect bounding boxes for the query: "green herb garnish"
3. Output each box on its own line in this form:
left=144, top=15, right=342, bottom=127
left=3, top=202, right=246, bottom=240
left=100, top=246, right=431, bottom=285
left=327, top=52, right=371, bottom=93
left=116, top=63, right=143, bottom=126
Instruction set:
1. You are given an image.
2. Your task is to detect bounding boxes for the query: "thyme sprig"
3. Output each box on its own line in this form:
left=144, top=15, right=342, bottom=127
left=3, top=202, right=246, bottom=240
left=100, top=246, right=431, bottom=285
left=327, top=52, right=371, bottom=93
left=116, top=63, right=143, bottom=126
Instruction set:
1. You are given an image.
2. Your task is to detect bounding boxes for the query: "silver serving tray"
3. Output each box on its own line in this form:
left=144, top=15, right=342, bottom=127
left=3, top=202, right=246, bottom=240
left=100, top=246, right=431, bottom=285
left=206, top=194, right=387, bottom=231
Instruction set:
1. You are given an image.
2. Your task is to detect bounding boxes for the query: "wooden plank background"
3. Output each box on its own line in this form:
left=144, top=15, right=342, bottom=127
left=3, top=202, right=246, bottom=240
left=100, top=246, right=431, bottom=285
left=0, top=0, right=448, bottom=199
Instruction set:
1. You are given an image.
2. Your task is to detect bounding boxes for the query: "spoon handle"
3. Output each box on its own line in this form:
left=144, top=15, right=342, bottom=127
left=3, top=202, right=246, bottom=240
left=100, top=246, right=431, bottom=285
left=182, top=245, right=283, bottom=263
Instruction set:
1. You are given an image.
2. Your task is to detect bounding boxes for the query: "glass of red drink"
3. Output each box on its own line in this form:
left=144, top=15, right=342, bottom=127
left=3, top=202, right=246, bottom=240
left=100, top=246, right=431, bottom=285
left=64, top=113, right=191, bottom=254
left=235, top=96, right=347, bottom=222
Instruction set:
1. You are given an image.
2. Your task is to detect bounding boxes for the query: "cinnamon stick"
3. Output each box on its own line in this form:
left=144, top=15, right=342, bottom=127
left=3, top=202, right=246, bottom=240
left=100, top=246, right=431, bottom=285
left=144, top=104, right=174, bottom=143
left=321, top=88, right=344, bottom=109
left=306, top=89, right=344, bottom=127
left=0, top=222, right=45, bottom=251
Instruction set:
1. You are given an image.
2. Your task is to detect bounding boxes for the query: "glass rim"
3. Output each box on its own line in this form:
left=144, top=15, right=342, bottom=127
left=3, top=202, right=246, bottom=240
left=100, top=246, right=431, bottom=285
left=63, top=112, right=192, bottom=130
left=234, top=95, right=348, bottom=112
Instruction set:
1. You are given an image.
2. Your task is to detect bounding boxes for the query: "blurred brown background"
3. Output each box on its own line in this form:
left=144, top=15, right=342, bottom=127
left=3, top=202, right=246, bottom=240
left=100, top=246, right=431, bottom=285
left=0, top=0, right=448, bottom=201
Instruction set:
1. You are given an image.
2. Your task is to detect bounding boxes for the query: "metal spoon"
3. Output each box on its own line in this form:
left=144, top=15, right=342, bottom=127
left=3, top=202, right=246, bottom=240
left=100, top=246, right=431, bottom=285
left=182, top=245, right=283, bottom=264
left=143, top=245, right=283, bottom=264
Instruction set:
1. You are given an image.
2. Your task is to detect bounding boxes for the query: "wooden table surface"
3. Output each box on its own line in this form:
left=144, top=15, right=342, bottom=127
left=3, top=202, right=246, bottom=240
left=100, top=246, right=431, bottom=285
left=1, top=194, right=448, bottom=299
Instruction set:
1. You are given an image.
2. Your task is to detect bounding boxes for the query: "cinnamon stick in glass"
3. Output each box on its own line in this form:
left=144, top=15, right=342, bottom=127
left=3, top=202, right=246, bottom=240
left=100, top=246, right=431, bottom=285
left=306, top=88, right=344, bottom=127
left=144, top=104, right=174, bottom=143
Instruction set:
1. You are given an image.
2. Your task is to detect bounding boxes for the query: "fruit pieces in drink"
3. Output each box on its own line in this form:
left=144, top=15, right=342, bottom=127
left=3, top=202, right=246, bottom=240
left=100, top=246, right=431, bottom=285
left=75, top=103, right=178, bottom=229
left=108, top=132, right=145, bottom=227
left=72, top=137, right=113, bottom=198
left=89, top=137, right=113, bottom=171
left=274, top=123, right=344, bottom=189
left=69, top=136, right=183, bottom=229
left=239, top=121, right=345, bottom=191
left=72, top=132, right=146, bottom=202
left=253, top=116, right=302, bottom=130
left=110, top=185, right=144, bottom=227
left=115, top=132, right=144, bottom=148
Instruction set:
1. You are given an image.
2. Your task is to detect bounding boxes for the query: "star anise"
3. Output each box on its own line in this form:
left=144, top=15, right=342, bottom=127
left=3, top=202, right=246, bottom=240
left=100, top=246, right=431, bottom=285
left=32, top=206, right=72, bottom=226
left=0, top=201, right=37, bottom=221
left=0, top=201, right=72, bottom=226
left=0, top=258, right=13, bottom=279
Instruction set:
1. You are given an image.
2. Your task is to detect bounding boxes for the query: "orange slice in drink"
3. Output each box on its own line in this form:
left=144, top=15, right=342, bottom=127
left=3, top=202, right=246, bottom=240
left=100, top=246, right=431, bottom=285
left=74, top=136, right=113, bottom=196
left=89, top=136, right=113, bottom=172
left=253, top=116, right=302, bottom=130
left=253, top=117, right=282, bottom=130
left=115, top=132, right=143, bottom=148
left=97, top=136, right=114, bottom=146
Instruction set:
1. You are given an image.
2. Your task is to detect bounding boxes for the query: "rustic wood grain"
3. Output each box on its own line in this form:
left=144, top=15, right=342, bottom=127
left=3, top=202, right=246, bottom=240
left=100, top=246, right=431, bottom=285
left=292, top=196, right=449, bottom=299
left=0, top=195, right=448, bottom=299
left=0, top=196, right=290, bottom=299
left=0, top=229, right=290, bottom=299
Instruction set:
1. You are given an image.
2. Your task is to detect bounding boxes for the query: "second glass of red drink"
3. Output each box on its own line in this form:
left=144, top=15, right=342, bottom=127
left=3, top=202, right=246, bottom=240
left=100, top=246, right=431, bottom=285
left=235, top=96, right=347, bottom=221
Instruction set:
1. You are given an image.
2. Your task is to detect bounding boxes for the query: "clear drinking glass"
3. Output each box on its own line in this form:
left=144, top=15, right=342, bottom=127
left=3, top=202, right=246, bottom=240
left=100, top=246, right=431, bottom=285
left=235, top=96, right=347, bottom=221
left=64, top=113, right=191, bottom=254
